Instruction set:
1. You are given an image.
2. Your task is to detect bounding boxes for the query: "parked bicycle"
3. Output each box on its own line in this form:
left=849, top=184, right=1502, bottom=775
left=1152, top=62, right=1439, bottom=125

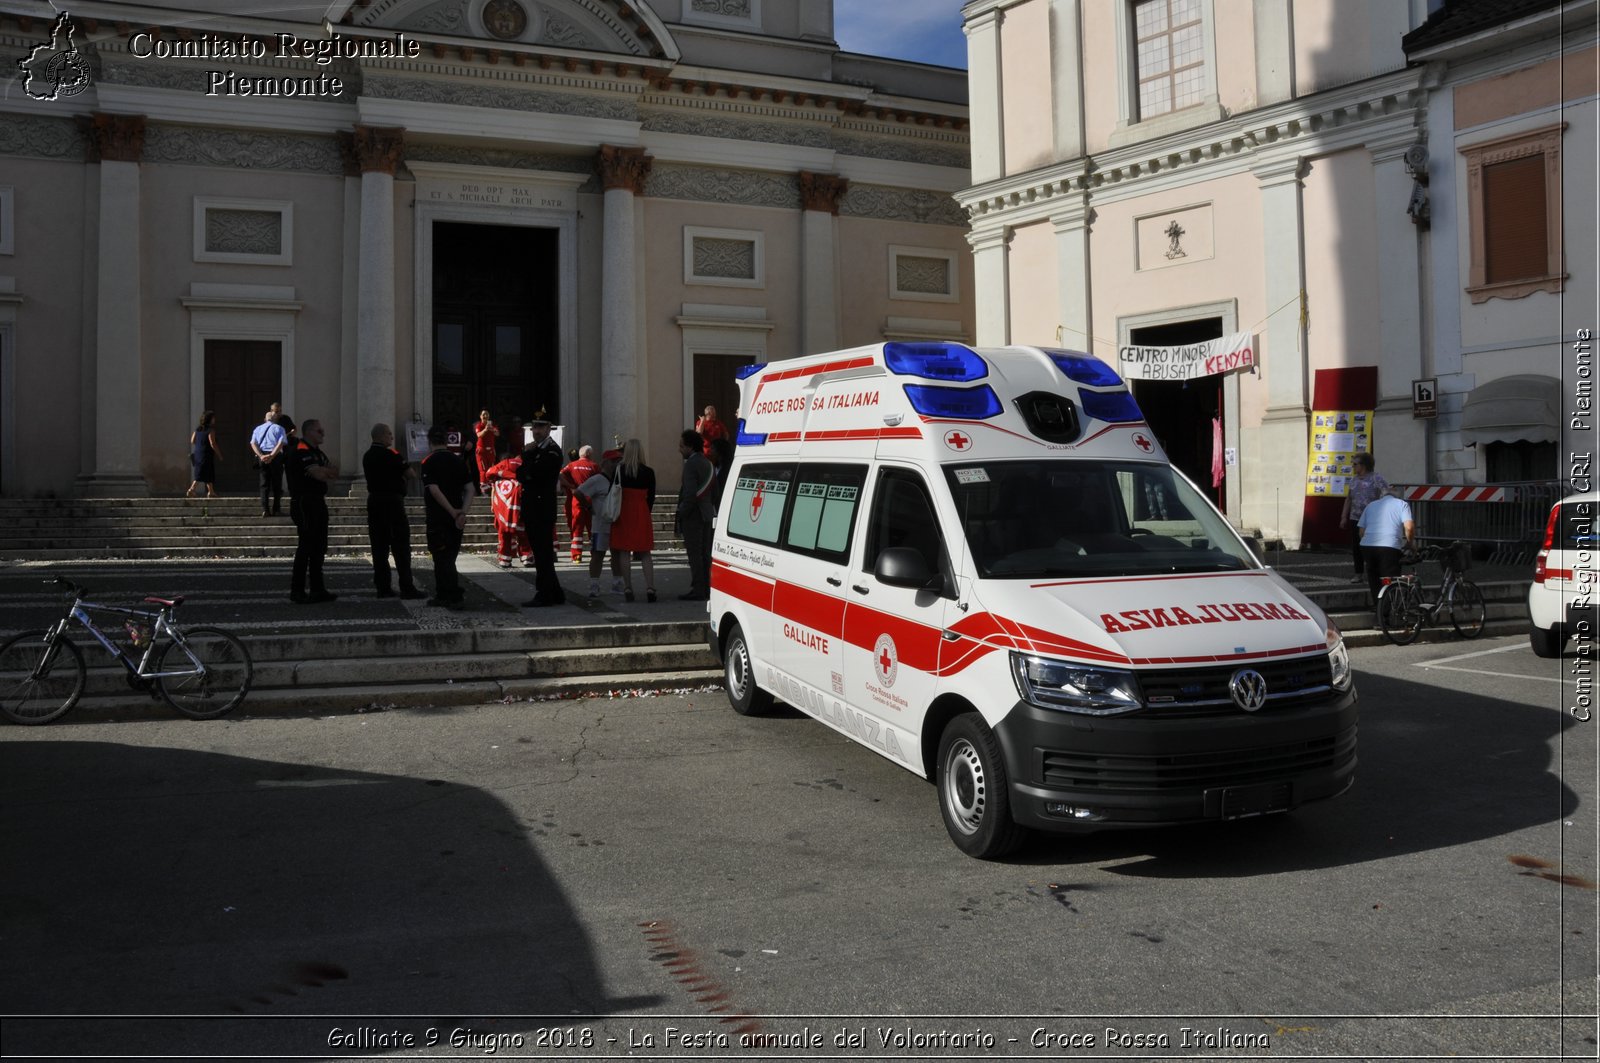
left=1377, top=540, right=1487, bottom=645
left=0, top=577, right=252, bottom=725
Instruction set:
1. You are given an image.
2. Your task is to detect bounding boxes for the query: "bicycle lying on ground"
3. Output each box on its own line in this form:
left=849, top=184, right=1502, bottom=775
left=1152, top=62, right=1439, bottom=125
left=0, top=577, right=253, bottom=725
left=1376, top=540, right=1486, bottom=646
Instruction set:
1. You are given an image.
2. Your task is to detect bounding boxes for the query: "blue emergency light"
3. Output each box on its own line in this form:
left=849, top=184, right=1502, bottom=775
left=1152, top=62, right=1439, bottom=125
left=884, top=342, right=989, bottom=382
left=1077, top=388, right=1143, bottom=424
left=735, top=362, right=767, bottom=380
left=1045, top=350, right=1124, bottom=388
left=903, top=383, right=1004, bottom=420
left=734, top=418, right=768, bottom=446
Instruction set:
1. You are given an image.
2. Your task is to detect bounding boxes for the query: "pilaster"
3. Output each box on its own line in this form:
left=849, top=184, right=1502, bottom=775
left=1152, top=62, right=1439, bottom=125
left=1253, top=0, right=1295, bottom=107
left=964, top=6, right=1005, bottom=184
left=79, top=113, right=148, bottom=496
left=799, top=172, right=847, bottom=354
left=1051, top=201, right=1092, bottom=353
left=967, top=225, right=1012, bottom=346
left=1251, top=154, right=1309, bottom=547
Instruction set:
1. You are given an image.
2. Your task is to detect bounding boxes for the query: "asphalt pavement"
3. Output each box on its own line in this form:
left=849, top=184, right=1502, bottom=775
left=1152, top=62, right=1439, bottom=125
left=1, top=634, right=1593, bottom=1060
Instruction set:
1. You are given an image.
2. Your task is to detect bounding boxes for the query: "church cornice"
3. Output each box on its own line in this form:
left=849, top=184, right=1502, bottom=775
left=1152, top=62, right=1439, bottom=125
left=958, top=66, right=1427, bottom=224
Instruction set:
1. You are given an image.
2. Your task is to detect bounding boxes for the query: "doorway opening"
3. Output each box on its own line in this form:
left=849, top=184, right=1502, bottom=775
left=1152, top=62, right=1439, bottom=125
left=432, top=222, right=558, bottom=459
left=692, top=353, right=756, bottom=432
left=1128, top=317, right=1224, bottom=511
left=204, top=339, right=281, bottom=495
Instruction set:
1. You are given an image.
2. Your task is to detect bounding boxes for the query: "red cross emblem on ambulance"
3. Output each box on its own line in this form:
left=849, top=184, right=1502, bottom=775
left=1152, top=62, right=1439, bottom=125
left=942, top=429, right=972, bottom=452
left=749, top=482, right=765, bottom=522
left=1132, top=432, right=1154, bottom=453
left=873, top=634, right=899, bottom=687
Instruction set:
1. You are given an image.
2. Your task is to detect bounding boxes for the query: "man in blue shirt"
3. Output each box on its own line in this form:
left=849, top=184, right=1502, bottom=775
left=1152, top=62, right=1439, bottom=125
left=249, top=409, right=288, bottom=517
left=1357, top=487, right=1416, bottom=613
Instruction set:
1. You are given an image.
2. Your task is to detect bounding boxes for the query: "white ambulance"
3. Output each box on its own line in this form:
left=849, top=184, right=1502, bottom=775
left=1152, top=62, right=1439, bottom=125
left=708, top=342, right=1356, bottom=858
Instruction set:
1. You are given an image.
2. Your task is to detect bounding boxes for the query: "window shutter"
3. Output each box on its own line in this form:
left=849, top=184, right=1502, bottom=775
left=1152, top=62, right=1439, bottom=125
left=1483, top=154, right=1547, bottom=284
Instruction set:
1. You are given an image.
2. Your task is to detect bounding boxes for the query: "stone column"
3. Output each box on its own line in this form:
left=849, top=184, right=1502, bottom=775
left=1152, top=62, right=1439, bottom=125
left=80, top=113, right=148, bottom=496
left=598, top=145, right=651, bottom=436
left=798, top=172, right=847, bottom=354
left=1252, top=156, right=1310, bottom=546
left=353, top=125, right=404, bottom=449
left=968, top=224, right=1012, bottom=346
left=963, top=6, right=1005, bottom=183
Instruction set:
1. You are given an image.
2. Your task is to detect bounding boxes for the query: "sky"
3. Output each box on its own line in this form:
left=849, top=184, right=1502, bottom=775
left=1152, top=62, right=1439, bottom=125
left=833, top=1, right=969, bottom=69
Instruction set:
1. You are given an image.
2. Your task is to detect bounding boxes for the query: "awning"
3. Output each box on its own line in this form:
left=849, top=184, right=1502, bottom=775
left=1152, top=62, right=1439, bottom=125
left=1459, top=374, right=1561, bottom=446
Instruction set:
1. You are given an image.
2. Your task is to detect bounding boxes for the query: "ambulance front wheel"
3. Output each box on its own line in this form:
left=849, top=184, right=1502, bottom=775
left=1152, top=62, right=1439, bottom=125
left=723, top=622, right=774, bottom=716
left=937, top=714, right=1027, bottom=859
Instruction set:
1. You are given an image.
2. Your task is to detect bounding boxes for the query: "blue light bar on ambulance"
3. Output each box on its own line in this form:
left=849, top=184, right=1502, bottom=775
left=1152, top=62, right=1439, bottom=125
left=735, top=362, right=767, bottom=380
left=1077, top=388, right=1144, bottom=424
left=734, top=418, right=768, bottom=446
left=903, top=383, right=1004, bottom=420
left=1045, top=350, right=1124, bottom=388
left=883, top=342, right=989, bottom=382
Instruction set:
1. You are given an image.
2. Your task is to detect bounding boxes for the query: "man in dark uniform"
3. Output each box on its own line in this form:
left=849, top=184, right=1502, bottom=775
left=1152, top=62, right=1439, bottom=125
left=362, top=423, right=423, bottom=599
left=518, top=417, right=566, bottom=607
left=420, top=425, right=472, bottom=609
left=286, top=418, right=339, bottom=604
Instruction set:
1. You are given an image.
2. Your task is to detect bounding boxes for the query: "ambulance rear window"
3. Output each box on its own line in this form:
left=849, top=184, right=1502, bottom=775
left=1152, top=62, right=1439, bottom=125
left=725, top=465, right=793, bottom=546
left=784, top=464, right=866, bottom=563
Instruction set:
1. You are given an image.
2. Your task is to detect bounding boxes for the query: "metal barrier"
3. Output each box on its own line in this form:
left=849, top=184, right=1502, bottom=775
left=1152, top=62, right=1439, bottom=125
left=1396, top=481, right=1569, bottom=565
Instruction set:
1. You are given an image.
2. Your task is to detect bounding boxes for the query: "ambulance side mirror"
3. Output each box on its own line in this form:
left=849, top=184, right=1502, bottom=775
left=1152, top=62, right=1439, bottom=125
left=876, top=547, right=940, bottom=590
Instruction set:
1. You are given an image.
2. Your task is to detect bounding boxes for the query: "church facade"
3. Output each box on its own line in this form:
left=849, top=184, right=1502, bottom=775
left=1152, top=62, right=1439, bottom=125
left=0, top=0, right=973, bottom=495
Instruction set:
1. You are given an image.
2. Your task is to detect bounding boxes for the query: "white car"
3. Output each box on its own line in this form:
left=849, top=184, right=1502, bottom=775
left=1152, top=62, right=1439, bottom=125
left=1528, top=489, right=1598, bottom=658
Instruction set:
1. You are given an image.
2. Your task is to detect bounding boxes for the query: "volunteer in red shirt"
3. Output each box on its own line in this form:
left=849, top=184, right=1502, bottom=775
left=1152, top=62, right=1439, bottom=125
left=694, top=405, right=728, bottom=458
left=559, top=445, right=599, bottom=563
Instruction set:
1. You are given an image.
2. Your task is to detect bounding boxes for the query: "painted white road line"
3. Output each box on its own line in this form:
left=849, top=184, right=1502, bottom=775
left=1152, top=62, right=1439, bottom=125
left=1421, top=642, right=1526, bottom=667
left=1419, top=664, right=1566, bottom=685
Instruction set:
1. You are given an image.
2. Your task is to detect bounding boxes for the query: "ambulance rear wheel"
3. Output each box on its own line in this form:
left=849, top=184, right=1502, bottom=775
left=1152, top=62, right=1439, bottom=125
left=723, top=622, right=773, bottom=716
left=937, top=714, right=1026, bottom=859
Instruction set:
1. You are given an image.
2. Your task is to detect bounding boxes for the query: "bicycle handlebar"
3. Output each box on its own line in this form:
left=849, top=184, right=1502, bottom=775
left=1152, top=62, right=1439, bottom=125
left=47, top=576, right=85, bottom=597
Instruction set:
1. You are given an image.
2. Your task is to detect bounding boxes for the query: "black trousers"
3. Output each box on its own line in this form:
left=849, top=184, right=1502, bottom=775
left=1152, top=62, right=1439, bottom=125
left=1349, top=520, right=1365, bottom=575
left=523, top=507, right=564, bottom=601
left=290, top=496, right=330, bottom=596
left=426, top=522, right=464, bottom=601
left=681, top=512, right=713, bottom=595
left=259, top=457, right=284, bottom=513
left=1364, top=545, right=1403, bottom=609
left=367, top=494, right=416, bottom=593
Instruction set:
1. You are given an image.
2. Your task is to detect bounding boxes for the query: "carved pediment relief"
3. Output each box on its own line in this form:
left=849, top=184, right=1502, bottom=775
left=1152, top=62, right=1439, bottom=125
left=350, top=0, right=675, bottom=58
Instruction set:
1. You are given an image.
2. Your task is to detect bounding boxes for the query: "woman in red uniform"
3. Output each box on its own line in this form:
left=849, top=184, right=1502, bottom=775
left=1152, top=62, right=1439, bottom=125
left=472, top=409, right=499, bottom=494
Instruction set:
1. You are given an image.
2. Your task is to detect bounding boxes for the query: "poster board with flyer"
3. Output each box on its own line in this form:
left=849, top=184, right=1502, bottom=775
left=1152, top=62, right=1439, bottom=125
left=1305, top=409, right=1373, bottom=497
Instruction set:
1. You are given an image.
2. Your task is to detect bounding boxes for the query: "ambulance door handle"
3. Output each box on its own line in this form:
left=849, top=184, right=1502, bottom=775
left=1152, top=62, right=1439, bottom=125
left=851, top=583, right=870, bottom=595
left=826, top=576, right=842, bottom=587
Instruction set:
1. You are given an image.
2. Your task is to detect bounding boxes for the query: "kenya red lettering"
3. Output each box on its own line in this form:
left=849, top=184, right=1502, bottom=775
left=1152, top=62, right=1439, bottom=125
left=1169, top=607, right=1203, bottom=626
left=1233, top=603, right=1261, bottom=620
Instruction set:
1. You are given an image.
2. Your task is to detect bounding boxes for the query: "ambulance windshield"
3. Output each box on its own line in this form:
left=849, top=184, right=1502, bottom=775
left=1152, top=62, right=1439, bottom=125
left=944, top=460, right=1257, bottom=579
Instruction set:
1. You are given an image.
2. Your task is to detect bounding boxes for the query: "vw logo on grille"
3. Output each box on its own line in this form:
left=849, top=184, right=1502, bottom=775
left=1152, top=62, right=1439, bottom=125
left=1229, top=668, right=1269, bottom=712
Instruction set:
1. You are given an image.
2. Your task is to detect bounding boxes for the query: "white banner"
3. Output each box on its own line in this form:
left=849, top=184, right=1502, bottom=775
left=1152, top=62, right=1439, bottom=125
left=1117, top=332, right=1256, bottom=382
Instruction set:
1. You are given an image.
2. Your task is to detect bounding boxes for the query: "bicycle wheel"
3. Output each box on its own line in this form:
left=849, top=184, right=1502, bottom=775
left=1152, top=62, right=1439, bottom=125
left=0, top=630, right=87, bottom=725
left=1379, top=581, right=1423, bottom=645
left=1449, top=580, right=1487, bottom=639
left=156, top=626, right=252, bottom=719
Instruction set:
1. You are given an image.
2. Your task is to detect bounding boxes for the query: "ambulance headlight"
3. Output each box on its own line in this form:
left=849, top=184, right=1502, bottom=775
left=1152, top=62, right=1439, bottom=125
left=1326, top=623, right=1352, bottom=691
left=1010, top=653, right=1142, bottom=715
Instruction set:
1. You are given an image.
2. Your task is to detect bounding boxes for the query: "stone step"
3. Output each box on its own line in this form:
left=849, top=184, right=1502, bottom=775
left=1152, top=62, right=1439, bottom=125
left=67, top=668, right=727, bottom=719
left=71, top=641, right=718, bottom=698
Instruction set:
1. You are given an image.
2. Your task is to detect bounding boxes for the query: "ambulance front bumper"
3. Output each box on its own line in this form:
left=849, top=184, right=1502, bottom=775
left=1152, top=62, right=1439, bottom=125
left=992, top=690, right=1358, bottom=832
